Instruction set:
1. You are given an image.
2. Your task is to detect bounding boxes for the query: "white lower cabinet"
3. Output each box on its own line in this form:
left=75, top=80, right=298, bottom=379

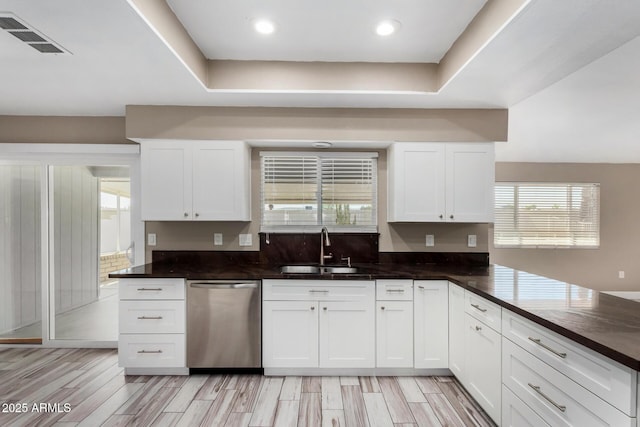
left=262, top=280, right=375, bottom=370
left=465, top=313, right=502, bottom=424
left=503, top=337, right=634, bottom=427
left=262, top=300, right=319, bottom=368
left=376, top=300, right=413, bottom=368
left=502, top=385, right=549, bottom=427
left=118, top=278, right=187, bottom=375
left=320, top=301, right=375, bottom=368
left=448, top=283, right=466, bottom=381
left=414, top=280, right=448, bottom=369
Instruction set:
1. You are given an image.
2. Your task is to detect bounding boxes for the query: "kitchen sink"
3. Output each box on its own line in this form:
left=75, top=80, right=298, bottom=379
left=279, top=265, right=360, bottom=274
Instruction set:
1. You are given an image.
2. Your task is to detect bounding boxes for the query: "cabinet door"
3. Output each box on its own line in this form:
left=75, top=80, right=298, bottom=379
left=448, top=283, right=466, bottom=381
left=192, top=141, right=250, bottom=221
left=141, top=141, right=192, bottom=220
left=262, top=300, right=319, bottom=368
left=376, top=301, right=413, bottom=368
left=445, top=143, right=494, bottom=222
left=465, top=313, right=501, bottom=424
left=414, top=281, right=448, bottom=369
left=319, top=301, right=375, bottom=368
left=388, top=142, right=446, bottom=222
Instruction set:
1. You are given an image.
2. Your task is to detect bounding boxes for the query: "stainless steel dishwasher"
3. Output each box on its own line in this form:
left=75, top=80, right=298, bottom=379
left=186, top=280, right=261, bottom=369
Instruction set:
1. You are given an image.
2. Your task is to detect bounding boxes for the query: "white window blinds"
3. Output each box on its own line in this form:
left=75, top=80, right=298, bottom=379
left=261, top=152, right=377, bottom=231
left=494, top=183, right=600, bottom=248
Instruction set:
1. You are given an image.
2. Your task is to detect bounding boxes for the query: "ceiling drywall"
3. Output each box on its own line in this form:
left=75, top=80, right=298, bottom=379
left=1, top=0, right=640, bottom=163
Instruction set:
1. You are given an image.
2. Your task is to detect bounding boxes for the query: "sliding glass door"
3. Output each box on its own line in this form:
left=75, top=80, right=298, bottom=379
left=49, top=166, right=131, bottom=341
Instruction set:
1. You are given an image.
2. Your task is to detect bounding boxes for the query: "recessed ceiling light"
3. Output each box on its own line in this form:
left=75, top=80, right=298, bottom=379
left=312, top=142, right=332, bottom=149
left=254, top=19, right=275, bottom=35
left=376, top=20, right=400, bottom=36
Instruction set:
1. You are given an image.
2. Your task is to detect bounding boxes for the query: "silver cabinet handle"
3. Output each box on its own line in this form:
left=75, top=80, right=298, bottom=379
left=418, top=285, right=425, bottom=290
left=137, top=288, right=162, bottom=291
left=195, top=213, right=199, bottom=217
left=386, top=289, right=405, bottom=293
left=475, top=325, right=482, bottom=331
left=309, top=290, right=329, bottom=293
left=323, top=307, right=327, bottom=311
left=310, top=306, right=315, bottom=310
left=528, top=337, right=567, bottom=359
left=470, top=303, right=487, bottom=313
left=528, top=383, right=566, bottom=412
left=137, top=350, right=163, bottom=354
left=381, top=306, right=385, bottom=310
left=439, top=214, right=443, bottom=219
left=450, top=215, right=454, bottom=219
left=137, top=316, right=163, bottom=320
left=184, top=212, right=188, bottom=217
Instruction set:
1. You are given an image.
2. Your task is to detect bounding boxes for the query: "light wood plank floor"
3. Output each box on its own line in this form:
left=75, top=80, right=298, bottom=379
left=0, top=348, right=496, bottom=427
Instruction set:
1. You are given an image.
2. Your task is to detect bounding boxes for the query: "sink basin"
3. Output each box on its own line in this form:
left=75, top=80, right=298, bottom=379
left=280, top=265, right=321, bottom=274
left=322, top=266, right=359, bottom=274
left=279, top=265, right=360, bottom=274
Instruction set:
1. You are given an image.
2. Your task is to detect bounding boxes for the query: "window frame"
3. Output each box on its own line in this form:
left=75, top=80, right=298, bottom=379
left=493, top=181, right=600, bottom=249
left=259, top=151, right=378, bottom=233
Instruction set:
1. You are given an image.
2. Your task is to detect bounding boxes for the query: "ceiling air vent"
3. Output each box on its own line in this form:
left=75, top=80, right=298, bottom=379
left=0, top=13, right=69, bottom=54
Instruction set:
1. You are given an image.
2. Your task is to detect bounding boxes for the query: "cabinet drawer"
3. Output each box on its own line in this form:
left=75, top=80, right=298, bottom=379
left=119, top=278, right=185, bottom=300
left=502, top=385, right=550, bottom=427
left=376, top=280, right=413, bottom=301
left=502, top=310, right=636, bottom=416
left=502, top=338, right=634, bottom=427
left=119, top=300, right=185, bottom=334
left=464, top=291, right=501, bottom=333
left=263, top=280, right=375, bottom=301
left=118, top=334, right=185, bottom=368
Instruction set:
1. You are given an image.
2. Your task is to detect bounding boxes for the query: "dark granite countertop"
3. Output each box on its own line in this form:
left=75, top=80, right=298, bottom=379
left=111, top=261, right=640, bottom=371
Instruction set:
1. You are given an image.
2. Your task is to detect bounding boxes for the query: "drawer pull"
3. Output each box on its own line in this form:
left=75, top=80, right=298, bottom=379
left=137, top=288, right=163, bottom=291
left=309, top=290, right=329, bottom=293
left=137, top=349, right=163, bottom=354
left=475, top=325, right=482, bottom=331
left=386, top=289, right=405, bottom=293
left=418, top=286, right=425, bottom=290
left=528, top=337, right=567, bottom=359
left=528, top=383, right=566, bottom=412
left=470, top=303, right=487, bottom=313
left=137, top=316, right=163, bottom=320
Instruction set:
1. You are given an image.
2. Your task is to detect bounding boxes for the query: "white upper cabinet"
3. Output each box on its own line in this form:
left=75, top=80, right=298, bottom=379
left=140, top=140, right=251, bottom=221
left=387, top=142, right=494, bottom=222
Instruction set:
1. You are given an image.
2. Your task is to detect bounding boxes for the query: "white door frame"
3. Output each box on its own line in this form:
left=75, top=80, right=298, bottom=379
left=0, top=144, right=141, bottom=348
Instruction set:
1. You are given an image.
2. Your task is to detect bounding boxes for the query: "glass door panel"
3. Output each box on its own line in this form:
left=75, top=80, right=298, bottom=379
left=50, top=166, right=130, bottom=341
left=0, top=165, right=42, bottom=344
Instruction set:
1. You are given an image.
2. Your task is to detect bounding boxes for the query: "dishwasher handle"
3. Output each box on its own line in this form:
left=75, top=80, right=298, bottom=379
left=189, top=282, right=258, bottom=290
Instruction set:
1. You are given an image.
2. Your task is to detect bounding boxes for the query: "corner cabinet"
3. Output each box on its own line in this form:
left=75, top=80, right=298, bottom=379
left=388, top=142, right=495, bottom=222
left=140, top=139, right=251, bottom=221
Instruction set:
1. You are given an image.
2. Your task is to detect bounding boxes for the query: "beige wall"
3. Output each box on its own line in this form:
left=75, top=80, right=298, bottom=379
left=0, top=116, right=129, bottom=144
left=145, top=148, right=489, bottom=260
left=491, top=162, right=640, bottom=292
left=126, top=106, right=508, bottom=142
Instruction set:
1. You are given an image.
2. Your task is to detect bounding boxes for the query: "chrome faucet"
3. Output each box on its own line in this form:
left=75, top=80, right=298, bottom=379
left=320, top=227, right=333, bottom=266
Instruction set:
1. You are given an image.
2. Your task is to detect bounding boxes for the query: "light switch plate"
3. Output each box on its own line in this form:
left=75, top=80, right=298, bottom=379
left=425, top=234, right=435, bottom=247
left=239, top=234, right=252, bottom=246
left=467, top=234, right=477, bottom=248
left=148, top=233, right=157, bottom=246
left=214, top=233, right=223, bottom=246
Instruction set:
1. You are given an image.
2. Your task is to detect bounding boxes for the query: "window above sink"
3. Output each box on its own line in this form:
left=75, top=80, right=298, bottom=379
left=260, top=152, right=378, bottom=233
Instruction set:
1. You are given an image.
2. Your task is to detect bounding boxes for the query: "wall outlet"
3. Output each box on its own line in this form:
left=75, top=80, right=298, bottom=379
left=214, top=233, right=223, bottom=246
left=147, top=233, right=156, bottom=246
left=425, top=234, right=435, bottom=247
left=239, top=234, right=252, bottom=246
left=467, top=234, right=477, bottom=248
left=619, top=270, right=625, bottom=279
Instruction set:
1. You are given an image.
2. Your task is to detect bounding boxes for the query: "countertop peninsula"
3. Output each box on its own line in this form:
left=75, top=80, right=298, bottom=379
left=111, top=260, right=640, bottom=371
